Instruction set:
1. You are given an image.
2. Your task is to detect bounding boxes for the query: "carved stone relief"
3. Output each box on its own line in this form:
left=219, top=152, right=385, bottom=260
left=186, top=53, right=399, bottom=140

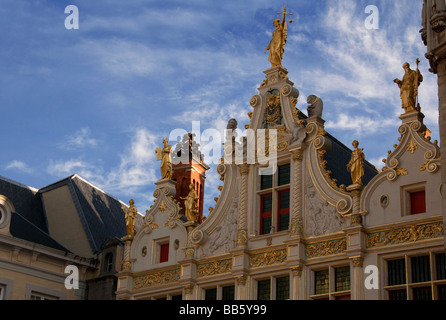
left=305, top=179, right=346, bottom=237
left=202, top=190, right=239, bottom=257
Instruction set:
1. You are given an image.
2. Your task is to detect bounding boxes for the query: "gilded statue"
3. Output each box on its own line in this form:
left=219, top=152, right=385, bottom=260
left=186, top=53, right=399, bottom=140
left=122, top=199, right=137, bottom=238
left=347, top=140, right=365, bottom=186
left=393, top=60, right=423, bottom=114
left=264, top=5, right=293, bottom=68
left=181, top=184, right=199, bottom=223
left=156, top=138, right=172, bottom=180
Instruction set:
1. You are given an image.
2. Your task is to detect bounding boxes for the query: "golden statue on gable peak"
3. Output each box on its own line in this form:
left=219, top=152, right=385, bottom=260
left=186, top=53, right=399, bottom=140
left=264, top=5, right=293, bottom=68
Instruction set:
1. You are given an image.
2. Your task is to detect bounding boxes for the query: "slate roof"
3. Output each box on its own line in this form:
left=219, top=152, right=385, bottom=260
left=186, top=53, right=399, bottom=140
left=0, top=174, right=126, bottom=255
left=0, top=175, right=69, bottom=252
left=67, top=175, right=126, bottom=254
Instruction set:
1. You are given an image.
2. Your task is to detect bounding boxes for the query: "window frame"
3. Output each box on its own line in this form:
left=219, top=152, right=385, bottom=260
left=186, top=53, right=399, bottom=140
left=383, top=251, right=446, bottom=300
left=254, top=274, right=290, bottom=301
left=257, top=163, right=291, bottom=235
left=401, top=182, right=427, bottom=216
left=200, top=283, right=236, bottom=300
left=310, top=265, right=351, bottom=300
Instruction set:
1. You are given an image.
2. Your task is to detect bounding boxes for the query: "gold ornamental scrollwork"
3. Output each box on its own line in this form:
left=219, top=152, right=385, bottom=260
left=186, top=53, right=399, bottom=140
left=197, top=259, right=232, bottom=278
left=305, top=238, right=347, bottom=258
left=133, top=268, right=181, bottom=289
left=249, top=248, right=287, bottom=268
left=366, top=221, right=444, bottom=248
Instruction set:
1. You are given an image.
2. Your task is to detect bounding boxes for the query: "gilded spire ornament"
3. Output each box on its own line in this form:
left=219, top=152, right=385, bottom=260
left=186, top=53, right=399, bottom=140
left=264, top=5, right=293, bottom=68
left=393, top=59, right=423, bottom=114
left=156, top=138, right=173, bottom=180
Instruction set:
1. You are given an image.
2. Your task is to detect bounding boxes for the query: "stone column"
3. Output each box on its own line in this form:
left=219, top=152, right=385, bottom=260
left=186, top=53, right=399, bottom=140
left=347, top=184, right=363, bottom=225
left=183, top=284, right=195, bottom=300
left=235, top=275, right=248, bottom=300
left=291, top=266, right=303, bottom=300
left=350, top=256, right=364, bottom=300
left=121, top=236, right=133, bottom=272
left=237, top=164, right=250, bottom=246
left=290, top=148, right=304, bottom=236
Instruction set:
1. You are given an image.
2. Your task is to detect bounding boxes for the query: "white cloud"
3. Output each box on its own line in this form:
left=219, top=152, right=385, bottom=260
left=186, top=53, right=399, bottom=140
left=61, top=127, right=99, bottom=150
left=47, top=128, right=160, bottom=206
left=5, top=160, right=33, bottom=174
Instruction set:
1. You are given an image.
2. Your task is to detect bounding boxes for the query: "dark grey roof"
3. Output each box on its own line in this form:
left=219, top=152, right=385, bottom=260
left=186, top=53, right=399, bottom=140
left=67, top=175, right=126, bottom=254
left=0, top=174, right=126, bottom=255
left=9, top=212, right=71, bottom=252
left=0, top=175, right=69, bottom=252
left=0, top=175, right=47, bottom=230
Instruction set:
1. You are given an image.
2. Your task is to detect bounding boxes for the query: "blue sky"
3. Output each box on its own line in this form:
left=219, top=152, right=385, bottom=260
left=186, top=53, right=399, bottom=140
left=0, top=0, right=438, bottom=215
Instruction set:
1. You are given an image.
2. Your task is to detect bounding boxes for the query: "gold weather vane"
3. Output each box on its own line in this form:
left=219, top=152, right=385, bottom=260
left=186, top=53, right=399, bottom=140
left=264, top=4, right=293, bottom=68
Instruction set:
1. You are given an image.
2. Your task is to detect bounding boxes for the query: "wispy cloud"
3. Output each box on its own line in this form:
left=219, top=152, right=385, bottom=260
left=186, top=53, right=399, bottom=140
left=61, top=127, right=99, bottom=150
left=47, top=128, right=160, bottom=206
left=5, top=160, right=34, bottom=174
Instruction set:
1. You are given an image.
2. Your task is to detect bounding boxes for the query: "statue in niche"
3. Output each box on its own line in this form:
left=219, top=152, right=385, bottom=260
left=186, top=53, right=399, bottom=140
left=393, top=60, right=423, bottom=114
left=307, top=95, right=323, bottom=118
left=347, top=140, right=365, bottom=186
left=181, top=184, right=199, bottom=223
left=156, top=138, right=172, bottom=180
left=264, top=5, right=293, bottom=68
left=122, top=199, right=137, bottom=238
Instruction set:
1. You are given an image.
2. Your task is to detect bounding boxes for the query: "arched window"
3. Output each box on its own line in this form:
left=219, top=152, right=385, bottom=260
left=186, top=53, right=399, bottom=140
left=104, top=253, right=114, bottom=273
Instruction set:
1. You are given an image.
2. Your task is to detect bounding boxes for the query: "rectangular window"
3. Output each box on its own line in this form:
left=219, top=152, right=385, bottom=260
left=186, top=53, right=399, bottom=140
left=438, top=285, right=446, bottom=300
left=314, top=269, right=329, bottom=295
left=413, top=287, right=432, bottom=300
left=411, top=255, right=431, bottom=283
left=205, top=288, right=217, bottom=300
left=385, top=253, right=446, bottom=300
left=436, top=253, right=446, bottom=280
left=278, top=164, right=290, bottom=186
left=410, top=190, right=426, bottom=215
left=388, top=259, right=406, bottom=286
left=171, top=294, right=183, bottom=300
left=257, top=280, right=271, bottom=300
left=276, top=276, right=290, bottom=300
left=278, top=190, right=290, bottom=232
left=222, top=285, right=235, bottom=300
left=261, top=174, right=273, bottom=190
left=388, top=289, right=407, bottom=300
left=260, top=194, right=272, bottom=235
left=335, top=266, right=351, bottom=292
left=30, top=292, right=59, bottom=300
left=0, top=285, right=4, bottom=300
left=160, top=243, right=169, bottom=263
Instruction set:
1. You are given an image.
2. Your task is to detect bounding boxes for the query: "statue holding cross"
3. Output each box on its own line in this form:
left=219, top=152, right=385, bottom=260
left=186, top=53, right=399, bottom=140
left=264, top=5, right=293, bottom=68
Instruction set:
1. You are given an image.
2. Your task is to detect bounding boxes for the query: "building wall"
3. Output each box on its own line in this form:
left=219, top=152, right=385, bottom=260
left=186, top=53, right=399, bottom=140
left=41, top=185, right=93, bottom=258
left=115, top=67, right=444, bottom=301
left=0, top=234, right=96, bottom=300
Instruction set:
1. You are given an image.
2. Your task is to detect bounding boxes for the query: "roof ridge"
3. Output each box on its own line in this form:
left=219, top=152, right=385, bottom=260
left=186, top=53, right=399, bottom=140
left=0, top=175, right=39, bottom=193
